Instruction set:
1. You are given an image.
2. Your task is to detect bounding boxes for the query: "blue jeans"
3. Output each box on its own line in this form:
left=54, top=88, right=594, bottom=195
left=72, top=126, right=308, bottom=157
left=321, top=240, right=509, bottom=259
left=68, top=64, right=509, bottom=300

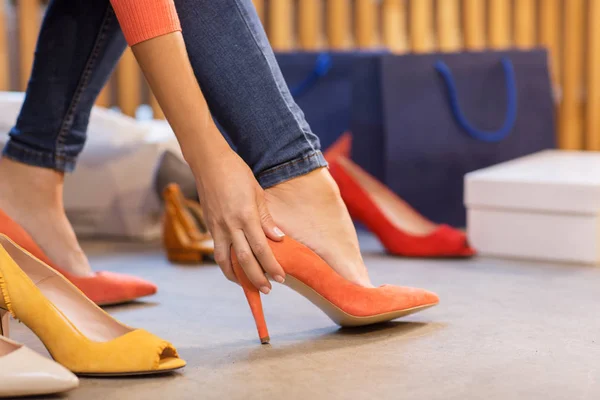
left=5, top=0, right=326, bottom=188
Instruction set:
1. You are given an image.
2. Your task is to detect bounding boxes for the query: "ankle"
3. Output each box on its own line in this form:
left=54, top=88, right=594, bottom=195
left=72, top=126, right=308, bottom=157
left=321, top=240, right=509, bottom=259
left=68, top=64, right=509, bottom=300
left=267, top=168, right=340, bottom=200
left=0, top=158, right=64, bottom=203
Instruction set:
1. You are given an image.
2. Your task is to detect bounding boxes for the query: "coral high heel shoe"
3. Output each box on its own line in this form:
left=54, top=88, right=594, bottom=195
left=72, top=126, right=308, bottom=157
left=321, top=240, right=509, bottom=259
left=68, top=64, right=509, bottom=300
left=0, top=209, right=157, bottom=306
left=0, top=329, right=79, bottom=398
left=328, top=156, right=475, bottom=257
left=162, top=184, right=214, bottom=263
left=232, top=237, right=439, bottom=344
left=0, top=234, right=186, bottom=376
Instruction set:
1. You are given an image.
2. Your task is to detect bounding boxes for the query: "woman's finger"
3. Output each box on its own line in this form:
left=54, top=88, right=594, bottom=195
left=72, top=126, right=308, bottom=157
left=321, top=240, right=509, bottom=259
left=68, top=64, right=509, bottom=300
left=257, top=198, right=285, bottom=242
left=212, top=230, right=237, bottom=283
left=244, top=217, right=285, bottom=284
left=231, top=230, right=271, bottom=294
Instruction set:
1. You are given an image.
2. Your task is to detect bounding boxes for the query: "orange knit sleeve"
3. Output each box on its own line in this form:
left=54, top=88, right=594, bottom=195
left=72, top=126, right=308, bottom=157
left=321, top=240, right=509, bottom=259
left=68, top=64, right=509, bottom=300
left=110, top=0, right=182, bottom=46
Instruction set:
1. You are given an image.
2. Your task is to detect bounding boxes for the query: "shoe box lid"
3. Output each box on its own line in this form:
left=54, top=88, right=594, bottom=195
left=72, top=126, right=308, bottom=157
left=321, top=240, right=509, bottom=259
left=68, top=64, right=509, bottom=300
left=465, top=150, right=600, bottom=215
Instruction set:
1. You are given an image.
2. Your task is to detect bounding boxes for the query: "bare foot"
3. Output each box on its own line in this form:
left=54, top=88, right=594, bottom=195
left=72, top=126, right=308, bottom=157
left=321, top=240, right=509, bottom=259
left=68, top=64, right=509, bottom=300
left=0, top=158, right=93, bottom=276
left=265, top=168, right=373, bottom=287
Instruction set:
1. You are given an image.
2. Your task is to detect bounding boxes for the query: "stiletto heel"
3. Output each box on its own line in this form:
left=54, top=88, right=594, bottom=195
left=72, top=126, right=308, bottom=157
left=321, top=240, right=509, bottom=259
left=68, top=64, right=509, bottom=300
left=0, top=308, right=8, bottom=337
left=232, top=261, right=270, bottom=344
left=232, top=237, right=439, bottom=344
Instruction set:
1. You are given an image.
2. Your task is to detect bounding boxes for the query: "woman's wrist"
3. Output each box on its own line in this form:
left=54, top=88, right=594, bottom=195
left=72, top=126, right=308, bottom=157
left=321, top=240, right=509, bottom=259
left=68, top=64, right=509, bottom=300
left=181, top=127, right=232, bottom=174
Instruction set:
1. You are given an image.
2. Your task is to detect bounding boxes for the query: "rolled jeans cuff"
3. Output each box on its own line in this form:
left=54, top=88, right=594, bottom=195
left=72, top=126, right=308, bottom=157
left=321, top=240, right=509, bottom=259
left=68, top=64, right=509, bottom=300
left=3, top=139, right=77, bottom=173
left=256, top=151, right=328, bottom=188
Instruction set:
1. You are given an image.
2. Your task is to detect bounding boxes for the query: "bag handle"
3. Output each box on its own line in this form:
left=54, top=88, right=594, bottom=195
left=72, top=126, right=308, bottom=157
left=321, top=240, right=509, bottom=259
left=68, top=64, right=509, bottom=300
left=290, top=53, right=332, bottom=97
left=434, top=57, right=517, bottom=143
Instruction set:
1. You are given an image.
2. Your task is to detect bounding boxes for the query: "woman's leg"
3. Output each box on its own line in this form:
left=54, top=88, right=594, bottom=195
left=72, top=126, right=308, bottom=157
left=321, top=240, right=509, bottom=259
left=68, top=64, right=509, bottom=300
left=175, top=0, right=371, bottom=286
left=0, top=0, right=126, bottom=275
left=174, top=0, right=326, bottom=187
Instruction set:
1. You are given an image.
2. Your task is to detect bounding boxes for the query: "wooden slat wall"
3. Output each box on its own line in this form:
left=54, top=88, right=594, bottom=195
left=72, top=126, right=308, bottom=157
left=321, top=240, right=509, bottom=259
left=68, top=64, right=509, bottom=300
left=327, top=0, right=351, bottom=49
left=587, top=0, right=600, bottom=151
left=382, top=0, right=407, bottom=54
left=17, top=0, right=40, bottom=91
left=252, top=0, right=265, bottom=24
left=561, top=0, right=584, bottom=150
left=0, top=0, right=8, bottom=91
left=488, top=0, right=511, bottom=49
left=355, top=0, right=379, bottom=48
left=116, top=48, right=141, bottom=117
left=463, top=0, right=486, bottom=50
left=410, top=0, right=435, bottom=53
left=268, top=0, right=294, bottom=50
left=298, top=0, right=322, bottom=50
left=514, top=0, right=536, bottom=48
left=4, top=0, right=600, bottom=150
left=437, top=0, right=461, bottom=52
left=539, top=0, right=561, bottom=86
left=96, top=84, right=111, bottom=108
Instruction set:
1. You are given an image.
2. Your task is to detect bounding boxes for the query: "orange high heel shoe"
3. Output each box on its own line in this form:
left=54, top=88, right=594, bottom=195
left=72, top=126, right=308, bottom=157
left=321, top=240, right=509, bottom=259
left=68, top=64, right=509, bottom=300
left=232, top=237, right=439, bottom=344
left=162, top=184, right=214, bottom=263
left=0, top=209, right=157, bottom=306
left=324, top=134, right=474, bottom=258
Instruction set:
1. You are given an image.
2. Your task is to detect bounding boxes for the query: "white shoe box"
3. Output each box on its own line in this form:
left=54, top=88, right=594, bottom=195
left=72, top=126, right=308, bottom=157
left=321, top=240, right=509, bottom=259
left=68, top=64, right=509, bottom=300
left=465, top=150, right=600, bottom=264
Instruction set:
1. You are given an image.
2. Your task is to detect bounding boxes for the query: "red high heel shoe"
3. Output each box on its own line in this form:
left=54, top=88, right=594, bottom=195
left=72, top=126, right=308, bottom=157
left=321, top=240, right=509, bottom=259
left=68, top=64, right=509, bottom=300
left=232, top=237, right=439, bottom=344
left=324, top=134, right=474, bottom=258
left=323, top=132, right=352, bottom=164
left=329, top=157, right=474, bottom=257
left=0, top=209, right=157, bottom=306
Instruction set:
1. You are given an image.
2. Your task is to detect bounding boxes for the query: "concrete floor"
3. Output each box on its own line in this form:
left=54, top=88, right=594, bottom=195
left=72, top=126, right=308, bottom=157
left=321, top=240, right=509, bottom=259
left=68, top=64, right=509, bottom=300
left=9, top=232, right=600, bottom=400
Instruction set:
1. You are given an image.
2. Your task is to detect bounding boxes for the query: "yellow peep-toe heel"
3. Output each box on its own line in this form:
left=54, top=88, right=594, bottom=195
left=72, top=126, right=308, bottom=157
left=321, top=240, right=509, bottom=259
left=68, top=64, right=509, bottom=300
left=0, top=234, right=186, bottom=376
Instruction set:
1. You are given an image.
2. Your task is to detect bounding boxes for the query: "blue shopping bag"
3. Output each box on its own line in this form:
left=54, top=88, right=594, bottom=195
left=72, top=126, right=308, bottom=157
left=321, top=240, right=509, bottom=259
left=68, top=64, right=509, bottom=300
left=276, top=51, right=385, bottom=150
left=351, top=50, right=556, bottom=226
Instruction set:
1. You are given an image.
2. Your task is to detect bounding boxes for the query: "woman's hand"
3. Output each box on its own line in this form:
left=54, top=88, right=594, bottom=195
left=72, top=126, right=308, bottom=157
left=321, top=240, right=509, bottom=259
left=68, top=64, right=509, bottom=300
left=132, top=34, right=283, bottom=292
left=190, top=147, right=286, bottom=294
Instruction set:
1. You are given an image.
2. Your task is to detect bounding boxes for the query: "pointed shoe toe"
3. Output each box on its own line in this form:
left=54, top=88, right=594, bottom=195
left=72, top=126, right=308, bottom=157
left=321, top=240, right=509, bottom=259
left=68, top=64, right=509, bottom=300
left=86, top=272, right=158, bottom=306
left=379, top=285, right=440, bottom=309
left=0, top=343, right=79, bottom=398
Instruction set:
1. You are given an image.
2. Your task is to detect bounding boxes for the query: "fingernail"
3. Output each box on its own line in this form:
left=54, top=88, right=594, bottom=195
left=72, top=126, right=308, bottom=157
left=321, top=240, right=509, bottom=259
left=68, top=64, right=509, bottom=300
left=274, top=275, right=285, bottom=284
left=260, top=286, right=271, bottom=295
left=273, top=227, right=285, bottom=238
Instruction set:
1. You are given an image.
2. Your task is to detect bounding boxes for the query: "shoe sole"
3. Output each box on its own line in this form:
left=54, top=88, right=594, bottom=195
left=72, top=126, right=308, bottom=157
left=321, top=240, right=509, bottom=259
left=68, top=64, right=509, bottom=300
left=75, top=365, right=185, bottom=377
left=284, top=275, right=438, bottom=327
left=96, top=293, right=157, bottom=307
left=389, top=253, right=476, bottom=259
left=31, top=342, right=186, bottom=378
left=27, top=343, right=186, bottom=378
